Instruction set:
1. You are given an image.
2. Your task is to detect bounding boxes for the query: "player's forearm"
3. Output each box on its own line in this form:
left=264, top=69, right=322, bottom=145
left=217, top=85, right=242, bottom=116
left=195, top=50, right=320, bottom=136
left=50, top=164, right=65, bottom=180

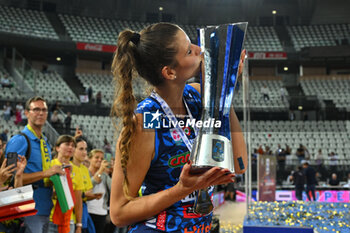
left=111, top=182, right=192, bottom=227
left=230, top=108, right=248, bottom=174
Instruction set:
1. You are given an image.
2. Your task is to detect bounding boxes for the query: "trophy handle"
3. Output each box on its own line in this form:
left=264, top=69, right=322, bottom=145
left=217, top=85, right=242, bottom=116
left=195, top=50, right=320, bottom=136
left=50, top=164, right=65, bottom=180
left=193, top=188, right=213, bottom=215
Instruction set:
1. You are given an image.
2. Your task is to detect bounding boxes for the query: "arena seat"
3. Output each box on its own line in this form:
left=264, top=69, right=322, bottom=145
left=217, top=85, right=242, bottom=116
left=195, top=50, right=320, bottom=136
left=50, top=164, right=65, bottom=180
left=0, top=6, right=59, bottom=40
left=300, top=76, right=350, bottom=110
left=59, top=14, right=149, bottom=45
left=76, top=72, right=147, bottom=106
left=245, top=120, right=350, bottom=163
left=287, top=24, right=350, bottom=51
left=71, top=114, right=119, bottom=149
left=0, top=67, right=28, bottom=102
left=233, top=80, right=289, bottom=111
left=22, top=69, right=80, bottom=105
left=245, top=26, right=283, bottom=52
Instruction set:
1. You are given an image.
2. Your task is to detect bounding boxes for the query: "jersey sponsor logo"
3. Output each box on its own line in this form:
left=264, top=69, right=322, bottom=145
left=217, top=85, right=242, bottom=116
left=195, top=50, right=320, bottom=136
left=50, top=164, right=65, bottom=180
left=170, top=129, right=182, bottom=144
left=156, top=211, right=166, bottom=231
left=184, top=223, right=211, bottom=233
left=168, top=152, right=190, bottom=168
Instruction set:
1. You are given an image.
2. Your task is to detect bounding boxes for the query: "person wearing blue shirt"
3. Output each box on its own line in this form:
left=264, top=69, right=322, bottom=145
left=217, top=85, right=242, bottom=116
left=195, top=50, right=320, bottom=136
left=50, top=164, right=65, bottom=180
left=5, top=96, right=64, bottom=233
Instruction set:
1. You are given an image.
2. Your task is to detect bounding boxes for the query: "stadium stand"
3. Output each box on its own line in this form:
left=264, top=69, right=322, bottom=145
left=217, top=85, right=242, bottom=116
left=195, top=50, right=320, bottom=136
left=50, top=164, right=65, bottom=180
left=0, top=67, right=28, bottom=102
left=59, top=14, right=283, bottom=52
left=58, top=14, right=150, bottom=45
left=23, top=69, right=80, bottom=105
left=287, top=24, right=350, bottom=51
left=76, top=72, right=148, bottom=106
left=245, top=26, right=284, bottom=52
left=300, top=75, right=350, bottom=110
left=0, top=5, right=59, bottom=40
left=71, top=114, right=119, bottom=149
left=233, top=79, right=289, bottom=111
left=246, top=120, right=350, bottom=165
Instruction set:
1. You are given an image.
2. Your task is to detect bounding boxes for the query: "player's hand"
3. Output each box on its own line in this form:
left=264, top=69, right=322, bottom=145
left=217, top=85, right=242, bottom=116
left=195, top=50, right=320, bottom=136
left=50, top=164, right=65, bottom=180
left=238, top=49, right=246, bottom=76
left=178, top=161, right=235, bottom=193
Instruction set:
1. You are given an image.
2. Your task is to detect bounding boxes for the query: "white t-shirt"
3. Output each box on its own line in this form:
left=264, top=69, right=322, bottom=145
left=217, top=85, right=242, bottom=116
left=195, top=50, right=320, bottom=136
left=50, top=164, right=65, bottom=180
left=87, top=181, right=107, bottom=215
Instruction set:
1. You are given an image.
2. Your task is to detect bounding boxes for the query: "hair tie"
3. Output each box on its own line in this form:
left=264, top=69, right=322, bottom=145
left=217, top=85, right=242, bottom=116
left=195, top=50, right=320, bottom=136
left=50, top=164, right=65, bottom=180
left=130, top=32, right=140, bottom=46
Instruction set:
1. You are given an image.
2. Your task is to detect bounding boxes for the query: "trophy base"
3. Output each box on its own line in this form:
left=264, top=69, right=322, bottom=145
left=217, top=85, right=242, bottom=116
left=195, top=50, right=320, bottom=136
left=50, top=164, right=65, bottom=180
left=190, top=134, right=235, bottom=174
left=189, top=165, right=214, bottom=175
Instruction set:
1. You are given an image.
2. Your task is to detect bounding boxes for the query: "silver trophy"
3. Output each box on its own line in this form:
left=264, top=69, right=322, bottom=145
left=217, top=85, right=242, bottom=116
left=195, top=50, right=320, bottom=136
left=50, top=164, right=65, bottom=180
left=190, top=23, right=247, bottom=215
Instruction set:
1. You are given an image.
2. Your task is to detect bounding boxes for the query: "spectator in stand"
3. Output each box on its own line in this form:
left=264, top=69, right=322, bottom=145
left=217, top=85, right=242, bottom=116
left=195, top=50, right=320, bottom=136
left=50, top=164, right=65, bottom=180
left=0, top=129, right=8, bottom=143
left=51, top=110, right=62, bottom=129
left=296, top=144, right=305, bottom=163
left=257, top=145, right=264, bottom=155
left=328, top=173, right=340, bottom=186
left=87, top=149, right=111, bottom=233
left=291, top=166, right=305, bottom=201
left=0, top=74, right=13, bottom=88
left=73, top=137, right=102, bottom=233
left=289, top=111, right=295, bottom=121
left=260, top=84, right=269, bottom=101
left=343, top=173, right=350, bottom=188
left=285, top=144, right=292, bottom=156
left=264, top=145, right=272, bottom=155
left=315, top=149, right=323, bottom=168
left=303, top=161, right=317, bottom=201
left=329, top=151, right=339, bottom=175
left=50, top=101, right=61, bottom=113
left=14, top=108, right=22, bottom=125
left=280, top=87, right=286, bottom=101
left=329, top=152, right=338, bottom=165
left=303, top=112, right=308, bottom=121
left=5, top=96, right=65, bottom=233
left=21, top=107, right=28, bottom=125
left=87, top=86, right=93, bottom=103
left=48, top=135, right=83, bottom=233
left=3, top=102, right=12, bottom=122
left=64, top=112, right=72, bottom=134
left=315, top=172, right=323, bottom=184
left=16, top=102, right=24, bottom=112
left=276, top=147, right=286, bottom=185
left=96, top=92, right=102, bottom=106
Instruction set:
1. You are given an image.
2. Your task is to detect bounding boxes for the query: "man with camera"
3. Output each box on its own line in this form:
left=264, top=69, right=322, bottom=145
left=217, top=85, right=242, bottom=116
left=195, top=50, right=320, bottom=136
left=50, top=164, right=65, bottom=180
left=5, top=96, right=65, bottom=233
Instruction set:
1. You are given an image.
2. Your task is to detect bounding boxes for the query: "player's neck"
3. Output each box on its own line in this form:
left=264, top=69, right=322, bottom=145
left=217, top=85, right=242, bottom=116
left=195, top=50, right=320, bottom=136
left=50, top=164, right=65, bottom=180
left=154, top=84, right=186, bottom=116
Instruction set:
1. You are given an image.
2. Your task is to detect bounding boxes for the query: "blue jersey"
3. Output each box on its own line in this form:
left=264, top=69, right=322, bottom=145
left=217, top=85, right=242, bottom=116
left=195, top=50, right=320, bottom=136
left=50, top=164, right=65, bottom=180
left=132, top=85, right=213, bottom=233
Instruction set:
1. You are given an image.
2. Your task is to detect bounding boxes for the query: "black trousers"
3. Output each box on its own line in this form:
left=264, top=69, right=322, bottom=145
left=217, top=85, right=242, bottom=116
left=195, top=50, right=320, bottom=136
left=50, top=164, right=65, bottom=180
left=89, top=213, right=107, bottom=233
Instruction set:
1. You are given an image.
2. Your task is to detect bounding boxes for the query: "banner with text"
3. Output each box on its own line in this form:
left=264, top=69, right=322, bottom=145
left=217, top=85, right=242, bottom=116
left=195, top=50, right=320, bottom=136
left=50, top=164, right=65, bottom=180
left=76, top=42, right=116, bottom=53
left=248, top=52, right=287, bottom=60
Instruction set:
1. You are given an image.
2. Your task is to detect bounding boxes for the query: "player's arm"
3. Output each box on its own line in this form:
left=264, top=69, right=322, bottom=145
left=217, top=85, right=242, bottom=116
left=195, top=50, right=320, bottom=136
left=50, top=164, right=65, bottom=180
left=110, top=113, right=234, bottom=227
